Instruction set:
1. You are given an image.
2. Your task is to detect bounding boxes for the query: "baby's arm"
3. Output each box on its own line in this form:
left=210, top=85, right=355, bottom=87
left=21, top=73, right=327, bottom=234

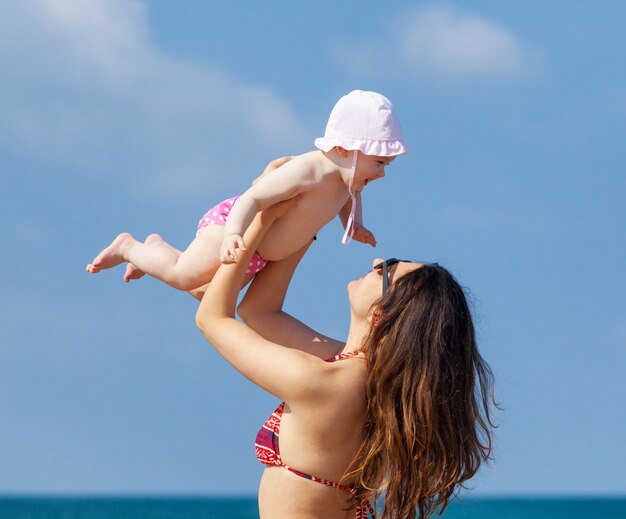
left=338, top=192, right=377, bottom=247
left=338, top=196, right=352, bottom=229
left=220, top=158, right=315, bottom=262
left=339, top=191, right=364, bottom=228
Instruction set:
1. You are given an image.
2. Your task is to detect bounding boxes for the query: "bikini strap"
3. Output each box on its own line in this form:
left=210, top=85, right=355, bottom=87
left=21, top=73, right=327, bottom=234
left=281, top=463, right=376, bottom=518
left=356, top=500, right=376, bottom=518
left=325, top=351, right=365, bottom=363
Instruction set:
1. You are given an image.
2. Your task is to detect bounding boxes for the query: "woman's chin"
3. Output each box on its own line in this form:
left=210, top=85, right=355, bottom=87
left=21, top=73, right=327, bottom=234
left=347, top=279, right=360, bottom=292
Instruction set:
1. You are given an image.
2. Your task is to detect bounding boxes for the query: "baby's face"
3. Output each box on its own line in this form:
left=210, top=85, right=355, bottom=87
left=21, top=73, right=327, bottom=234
left=353, top=153, right=395, bottom=191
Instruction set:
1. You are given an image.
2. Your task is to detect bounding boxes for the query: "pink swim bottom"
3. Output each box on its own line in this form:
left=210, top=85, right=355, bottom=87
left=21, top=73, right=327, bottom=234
left=197, top=196, right=268, bottom=276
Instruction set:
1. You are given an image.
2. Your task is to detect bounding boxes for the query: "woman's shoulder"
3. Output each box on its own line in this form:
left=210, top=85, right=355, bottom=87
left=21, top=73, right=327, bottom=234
left=288, top=354, right=367, bottom=437
left=317, top=351, right=368, bottom=399
left=276, top=349, right=366, bottom=412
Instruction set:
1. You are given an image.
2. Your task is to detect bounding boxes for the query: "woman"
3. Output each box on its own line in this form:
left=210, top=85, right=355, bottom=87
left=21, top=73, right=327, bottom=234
left=196, top=200, right=496, bottom=519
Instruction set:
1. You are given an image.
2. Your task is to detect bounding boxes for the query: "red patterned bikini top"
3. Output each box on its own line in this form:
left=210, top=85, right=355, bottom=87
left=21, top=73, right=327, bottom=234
left=254, top=351, right=375, bottom=519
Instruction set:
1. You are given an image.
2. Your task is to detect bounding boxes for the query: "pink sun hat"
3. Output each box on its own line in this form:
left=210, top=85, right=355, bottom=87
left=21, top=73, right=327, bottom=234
left=314, top=90, right=407, bottom=156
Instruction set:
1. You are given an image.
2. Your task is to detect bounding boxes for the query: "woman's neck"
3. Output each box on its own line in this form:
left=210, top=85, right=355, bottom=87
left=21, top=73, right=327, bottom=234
left=342, top=316, right=371, bottom=354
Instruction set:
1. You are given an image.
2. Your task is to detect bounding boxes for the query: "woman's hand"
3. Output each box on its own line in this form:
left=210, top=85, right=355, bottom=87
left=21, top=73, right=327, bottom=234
left=251, top=155, right=293, bottom=185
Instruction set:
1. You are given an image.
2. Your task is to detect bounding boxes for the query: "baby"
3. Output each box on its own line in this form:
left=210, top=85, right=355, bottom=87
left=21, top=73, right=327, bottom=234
left=86, top=90, right=407, bottom=290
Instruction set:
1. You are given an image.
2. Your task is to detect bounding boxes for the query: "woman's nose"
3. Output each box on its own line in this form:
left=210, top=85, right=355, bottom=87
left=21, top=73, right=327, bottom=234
left=373, top=258, right=384, bottom=268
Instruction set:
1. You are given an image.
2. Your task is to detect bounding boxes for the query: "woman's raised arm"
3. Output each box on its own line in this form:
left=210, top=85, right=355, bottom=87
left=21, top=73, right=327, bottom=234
left=237, top=243, right=344, bottom=360
left=195, top=201, right=330, bottom=403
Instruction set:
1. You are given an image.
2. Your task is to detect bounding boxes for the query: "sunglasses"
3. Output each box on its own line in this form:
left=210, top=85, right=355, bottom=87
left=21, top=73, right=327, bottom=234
left=373, top=258, right=412, bottom=296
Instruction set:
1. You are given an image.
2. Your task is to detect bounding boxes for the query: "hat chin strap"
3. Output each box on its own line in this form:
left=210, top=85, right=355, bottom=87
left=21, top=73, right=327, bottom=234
left=341, top=150, right=359, bottom=245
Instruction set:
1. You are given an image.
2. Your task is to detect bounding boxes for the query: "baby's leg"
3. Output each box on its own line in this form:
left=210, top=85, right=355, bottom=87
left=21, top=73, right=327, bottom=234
left=86, top=227, right=223, bottom=291
left=116, top=231, right=253, bottom=293
left=154, top=225, right=223, bottom=290
left=124, top=232, right=254, bottom=289
left=123, top=234, right=182, bottom=283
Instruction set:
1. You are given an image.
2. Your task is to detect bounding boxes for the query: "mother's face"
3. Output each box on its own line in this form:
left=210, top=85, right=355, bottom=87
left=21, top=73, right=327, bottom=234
left=348, top=258, right=422, bottom=319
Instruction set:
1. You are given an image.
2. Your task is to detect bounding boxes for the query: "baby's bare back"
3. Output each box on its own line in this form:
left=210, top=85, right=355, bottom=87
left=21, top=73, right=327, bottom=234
left=257, top=168, right=349, bottom=261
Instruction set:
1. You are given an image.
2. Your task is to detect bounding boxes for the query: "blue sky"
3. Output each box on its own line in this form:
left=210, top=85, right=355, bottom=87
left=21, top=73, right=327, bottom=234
left=1, top=0, right=624, bottom=496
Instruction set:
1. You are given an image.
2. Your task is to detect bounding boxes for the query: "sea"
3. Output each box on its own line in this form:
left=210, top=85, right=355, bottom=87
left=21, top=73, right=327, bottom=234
left=0, top=496, right=625, bottom=519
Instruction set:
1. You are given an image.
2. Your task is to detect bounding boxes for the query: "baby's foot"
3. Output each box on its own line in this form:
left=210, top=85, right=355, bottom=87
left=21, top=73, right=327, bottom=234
left=86, top=232, right=133, bottom=274
left=123, top=263, right=145, bottom=283
left=122, top=233, right=164, bottom=283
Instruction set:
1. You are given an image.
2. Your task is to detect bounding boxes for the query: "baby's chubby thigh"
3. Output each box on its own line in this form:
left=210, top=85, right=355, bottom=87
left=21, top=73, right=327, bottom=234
left=186, top=224, right=260, bottom=295
left=175, top=224, right=224, bottom=289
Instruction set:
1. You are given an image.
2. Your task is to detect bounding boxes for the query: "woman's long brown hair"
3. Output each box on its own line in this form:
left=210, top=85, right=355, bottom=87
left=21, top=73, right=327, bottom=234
left=341, top=264, right=497, bottom=518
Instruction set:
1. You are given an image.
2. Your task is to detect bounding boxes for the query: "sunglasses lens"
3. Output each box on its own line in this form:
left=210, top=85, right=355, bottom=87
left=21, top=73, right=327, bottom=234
left=374, top=259, right=413, bottom=297
left=374, top=258, right=399, bottom=270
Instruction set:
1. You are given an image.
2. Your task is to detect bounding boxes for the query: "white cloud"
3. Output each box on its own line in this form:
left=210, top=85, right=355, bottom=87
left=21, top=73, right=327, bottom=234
left=399, top=7, right=532, bottom=79
left=334, top=5, right=537, bottom=81
left=0, top=0, right=310, bottom=197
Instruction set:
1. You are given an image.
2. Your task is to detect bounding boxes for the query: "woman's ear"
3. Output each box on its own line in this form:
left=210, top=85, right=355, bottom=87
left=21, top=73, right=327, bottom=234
left=368, top=306, right=382, bottom=327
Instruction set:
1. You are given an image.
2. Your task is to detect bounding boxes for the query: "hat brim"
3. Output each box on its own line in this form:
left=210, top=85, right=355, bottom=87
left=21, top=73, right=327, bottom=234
left=314, top=137, right=408, bottom=156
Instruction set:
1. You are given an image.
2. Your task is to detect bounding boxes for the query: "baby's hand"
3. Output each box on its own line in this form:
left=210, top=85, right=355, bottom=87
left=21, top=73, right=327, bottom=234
left=220, top=234, right=247, bottom=263
left=351, top=223, right=377, bottom=247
